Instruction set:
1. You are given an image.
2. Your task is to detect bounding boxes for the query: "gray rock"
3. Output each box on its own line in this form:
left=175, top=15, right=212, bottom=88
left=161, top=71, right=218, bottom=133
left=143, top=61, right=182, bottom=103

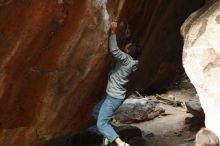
left=185, top=95, right=205, bottom=119
left=113, top=98, right=164, bottom=124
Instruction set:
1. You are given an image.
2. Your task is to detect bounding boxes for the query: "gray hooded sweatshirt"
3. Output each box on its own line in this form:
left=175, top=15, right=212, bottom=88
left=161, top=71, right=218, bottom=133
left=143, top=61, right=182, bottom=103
left=106, top=34, right=139, bottom=99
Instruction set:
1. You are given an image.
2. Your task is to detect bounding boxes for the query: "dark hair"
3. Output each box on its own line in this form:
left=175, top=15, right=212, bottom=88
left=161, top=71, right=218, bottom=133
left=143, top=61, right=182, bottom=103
left=121, top=37, right=131, bottom=47
left=121, top=38, right=142, bottom=60
left=128, top=42, right=142, bottom=60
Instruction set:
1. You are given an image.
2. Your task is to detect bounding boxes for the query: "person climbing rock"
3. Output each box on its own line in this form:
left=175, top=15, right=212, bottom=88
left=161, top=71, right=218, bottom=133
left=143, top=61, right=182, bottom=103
left=91, top=21, right=142, bottom=146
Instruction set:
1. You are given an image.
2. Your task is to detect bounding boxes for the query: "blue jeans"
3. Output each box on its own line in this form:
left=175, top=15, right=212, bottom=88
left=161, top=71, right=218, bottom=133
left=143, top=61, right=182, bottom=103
left=92, top=95, right=123, bottom=143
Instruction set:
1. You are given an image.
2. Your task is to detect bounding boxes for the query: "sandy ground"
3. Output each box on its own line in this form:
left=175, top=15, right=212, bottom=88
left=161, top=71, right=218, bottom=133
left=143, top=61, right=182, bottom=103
left=131, top=87, right=198, bottom=146
left=133, top=104, right=195, bottom=146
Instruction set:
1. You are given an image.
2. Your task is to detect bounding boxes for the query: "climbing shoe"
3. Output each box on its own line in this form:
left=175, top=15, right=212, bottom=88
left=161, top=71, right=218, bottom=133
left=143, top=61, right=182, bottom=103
left=102, top=137, right=110, bottom=146
left=123, top=142, right=130, bottom=146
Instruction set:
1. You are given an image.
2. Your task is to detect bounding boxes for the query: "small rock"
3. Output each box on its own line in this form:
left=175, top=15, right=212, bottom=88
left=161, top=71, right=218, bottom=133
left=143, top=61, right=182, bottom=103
left=175, top=131, right=183, bottom=137
left=185, top=117, right=193, bottom=124
left=142, top=130, right=154, bottom=138
left=184, top=137, right=195, bottom=142
left=185, top=95, right=205, bottom=119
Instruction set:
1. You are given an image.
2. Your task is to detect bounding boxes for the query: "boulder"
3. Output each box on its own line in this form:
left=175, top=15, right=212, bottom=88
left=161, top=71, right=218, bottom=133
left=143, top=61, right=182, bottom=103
left=181, top=0, right=220, bottom=138
left=185, top=95, right=205, bottom=130
left=0, top=1, right=114, bottom=145
left=185, top=95, right=205, bottom=119
left=113, top=97, right=165, bottom=123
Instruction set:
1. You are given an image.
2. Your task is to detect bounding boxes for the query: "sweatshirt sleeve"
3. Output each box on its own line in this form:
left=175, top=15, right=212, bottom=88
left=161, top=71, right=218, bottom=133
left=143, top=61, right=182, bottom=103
left=109, top=34, right=128, bottom=62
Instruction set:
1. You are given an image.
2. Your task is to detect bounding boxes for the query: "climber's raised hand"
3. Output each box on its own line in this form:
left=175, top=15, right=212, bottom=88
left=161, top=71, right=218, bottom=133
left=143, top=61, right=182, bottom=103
left=110, top=21, right=117, bottom=34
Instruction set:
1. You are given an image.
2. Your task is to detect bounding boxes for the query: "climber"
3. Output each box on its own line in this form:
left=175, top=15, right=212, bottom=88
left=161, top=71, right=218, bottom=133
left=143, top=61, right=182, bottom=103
left=91, top=21, right=142, bottom=146
left=195, top=128, right=219, bottom=146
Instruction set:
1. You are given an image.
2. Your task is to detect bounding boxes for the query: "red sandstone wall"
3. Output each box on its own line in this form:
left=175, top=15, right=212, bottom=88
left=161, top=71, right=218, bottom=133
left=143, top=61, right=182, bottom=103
left=0, top=0, right=204, bottom=145
left=0, top=0, right=113, bottom=145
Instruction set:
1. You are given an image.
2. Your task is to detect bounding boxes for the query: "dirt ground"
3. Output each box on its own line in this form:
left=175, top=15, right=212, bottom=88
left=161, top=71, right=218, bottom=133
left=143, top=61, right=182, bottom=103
left=131, top=86, right=199, bottom=146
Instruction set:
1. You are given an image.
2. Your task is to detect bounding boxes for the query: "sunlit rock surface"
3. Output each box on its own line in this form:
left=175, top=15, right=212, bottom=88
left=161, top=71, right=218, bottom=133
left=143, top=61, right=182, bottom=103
left=181, top=0, right=220, bottom=138
left=0, top=0, right=204, bottom=145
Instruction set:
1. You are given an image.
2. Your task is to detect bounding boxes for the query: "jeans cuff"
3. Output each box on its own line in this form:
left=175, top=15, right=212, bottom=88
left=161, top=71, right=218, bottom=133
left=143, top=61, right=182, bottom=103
left=109, top=134, right=119, bottom=143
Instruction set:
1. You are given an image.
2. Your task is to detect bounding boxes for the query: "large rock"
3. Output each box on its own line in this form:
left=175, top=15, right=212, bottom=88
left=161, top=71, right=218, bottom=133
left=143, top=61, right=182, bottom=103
left=0, top=1, right=113, bottom=145
left=0, top=0, right=204, bottom=145
left=113, top=97, right=164, bottom=123
left=181, top=0, right=220, bottom=138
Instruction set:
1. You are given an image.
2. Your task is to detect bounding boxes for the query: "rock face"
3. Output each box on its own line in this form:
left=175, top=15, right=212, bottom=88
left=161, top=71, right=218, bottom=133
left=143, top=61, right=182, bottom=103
left=0, top=1, right=112, bottom=146
left=181, top=0, right=220, bottom=138
left=117, top=0, right=205, bottom=94
left=0, top=0, right=204, bottom=145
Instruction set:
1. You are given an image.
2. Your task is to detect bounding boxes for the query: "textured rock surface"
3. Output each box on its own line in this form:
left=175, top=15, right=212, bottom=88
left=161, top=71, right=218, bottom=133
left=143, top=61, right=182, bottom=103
left=113, top=97, right=164, bottom=123
left=185, top=95, right=204, bottom=119
left=181, top=0, right=220, bottom=138
left=0, top=1, right=112, bottom=145
left=0, top=0, right=204, bottom=145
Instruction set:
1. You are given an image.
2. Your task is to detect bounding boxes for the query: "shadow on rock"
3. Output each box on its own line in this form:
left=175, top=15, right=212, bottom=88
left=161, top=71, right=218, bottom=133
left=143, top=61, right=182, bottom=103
left=43, top=125, right=145, bottom=146
left=185, top=95, right=205, bottom=131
